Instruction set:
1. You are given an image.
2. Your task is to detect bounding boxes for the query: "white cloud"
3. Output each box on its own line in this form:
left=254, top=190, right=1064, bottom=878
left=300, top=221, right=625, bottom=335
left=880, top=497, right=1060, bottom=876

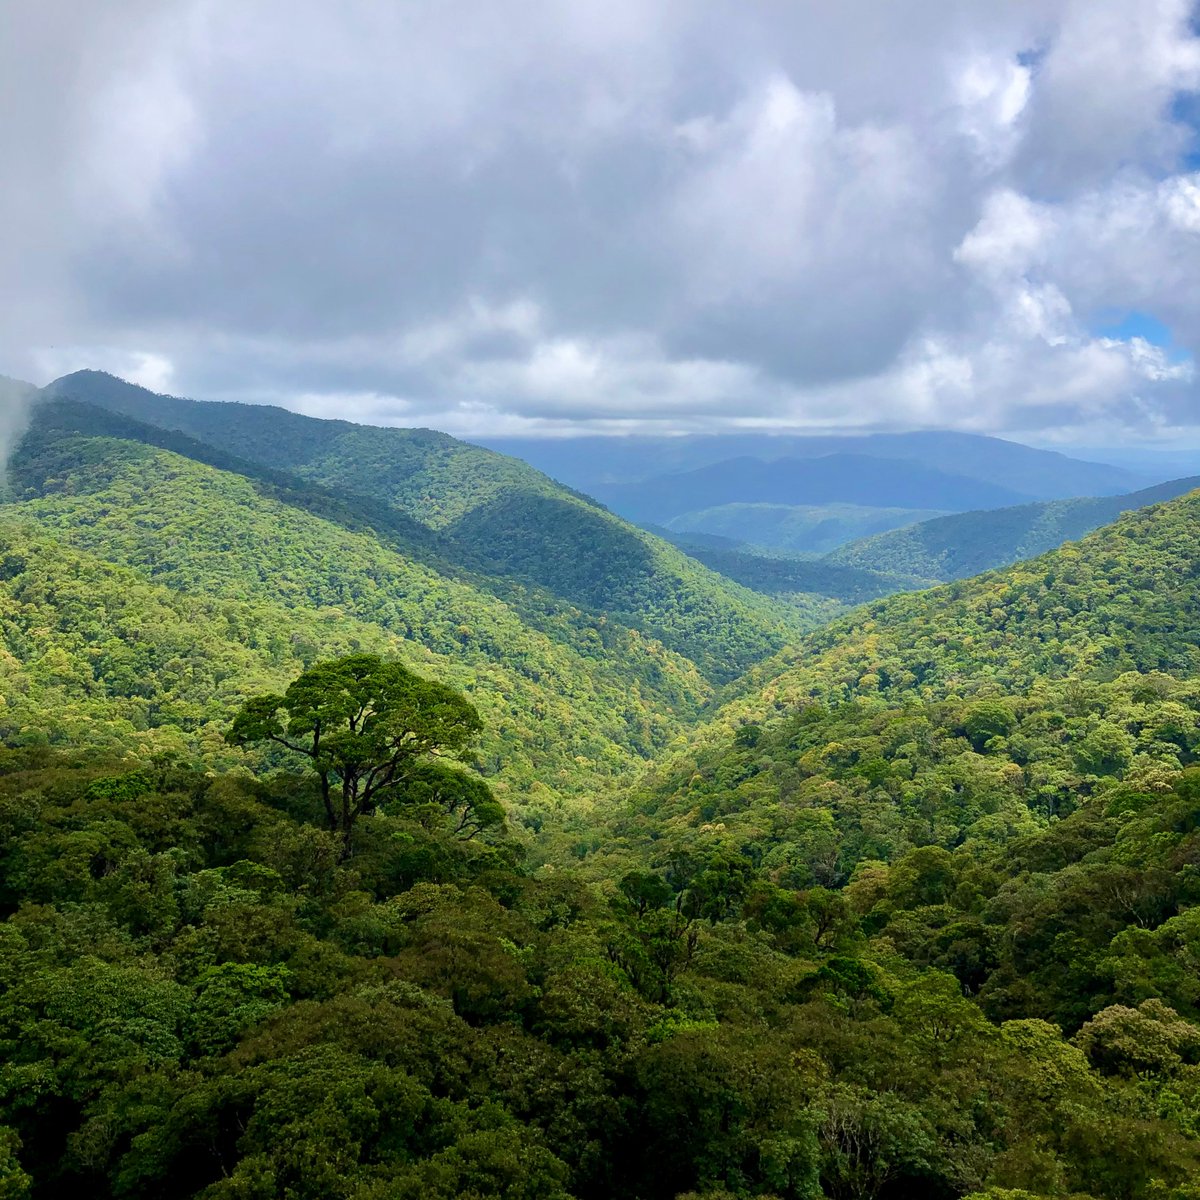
left=2, top=0, right=1199, bottom=439
left=32, top=347, right=176, bottom=394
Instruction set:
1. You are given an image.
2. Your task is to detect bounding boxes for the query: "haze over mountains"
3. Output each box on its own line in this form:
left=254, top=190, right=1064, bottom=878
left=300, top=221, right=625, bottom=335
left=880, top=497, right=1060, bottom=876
left=482, top=429, right=1151, bottom=557
left=482, top=431, right=1145, bottom=498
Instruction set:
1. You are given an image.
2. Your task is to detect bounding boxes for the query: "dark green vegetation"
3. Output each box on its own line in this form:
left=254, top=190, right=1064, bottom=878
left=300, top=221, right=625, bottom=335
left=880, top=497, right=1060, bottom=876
left=662, top=542, right=931, bottom=607
left=5, top=380, right=1200, bottom=1198
left=6, top=660, right=1200, bottom=1196
left=831, top=476, right=1200, bottom=583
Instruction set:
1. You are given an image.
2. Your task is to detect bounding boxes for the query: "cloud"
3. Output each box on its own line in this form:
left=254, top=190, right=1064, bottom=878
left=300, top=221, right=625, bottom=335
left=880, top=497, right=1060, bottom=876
left=1, top=0, right=1199, bottom=440
left=0, top=375, right=39, bottom=481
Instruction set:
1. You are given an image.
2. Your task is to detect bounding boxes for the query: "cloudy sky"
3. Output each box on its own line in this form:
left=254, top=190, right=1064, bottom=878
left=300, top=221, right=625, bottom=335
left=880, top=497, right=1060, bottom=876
left=3, top=0, right=1200, bottom=441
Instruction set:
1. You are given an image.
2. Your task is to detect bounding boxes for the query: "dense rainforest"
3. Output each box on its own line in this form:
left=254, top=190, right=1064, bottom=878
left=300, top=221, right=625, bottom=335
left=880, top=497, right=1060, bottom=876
left=3, top=376, right=1200, bottom=1199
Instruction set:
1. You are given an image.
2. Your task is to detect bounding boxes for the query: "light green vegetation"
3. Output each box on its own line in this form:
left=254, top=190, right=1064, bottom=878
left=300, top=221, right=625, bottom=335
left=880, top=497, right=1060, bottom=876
left=43, top=375, right=819, bottom=683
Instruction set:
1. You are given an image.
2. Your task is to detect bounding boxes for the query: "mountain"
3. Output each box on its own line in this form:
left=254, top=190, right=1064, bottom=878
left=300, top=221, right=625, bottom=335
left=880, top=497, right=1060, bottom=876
left=42, top=370, right=590, bottom=528
left=830, top=474, right=1200, bottom=582
left=589, top=453, right=1030, bottom=526
left=1, top=391, right=834, bottom=821
left=663, top=500, right=946, bottom=554
left=41, top=372, right=812, bottom=684
left=1063, top=442, right=1200, bottom=478
left=652, top=488, right=1200, bottom=744
left=482, top=429, right=1146, bottom=499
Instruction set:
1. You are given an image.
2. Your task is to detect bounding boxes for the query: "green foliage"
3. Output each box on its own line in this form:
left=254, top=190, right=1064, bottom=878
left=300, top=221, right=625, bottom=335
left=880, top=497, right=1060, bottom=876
left=667, top=541, right=928, bottom=605
left=830, top=477, right=1200, bottom=583
left=0, top=396, right=829, bottom=824
left=7, top=373, right=1200, bottom=1198
left=0, top=432, right=711, bottom=808
left=227, top=655, right=489, bottom=848
left=721, top=492, right=1200, bottom=721
left=39, top=377, right=814, bottom=683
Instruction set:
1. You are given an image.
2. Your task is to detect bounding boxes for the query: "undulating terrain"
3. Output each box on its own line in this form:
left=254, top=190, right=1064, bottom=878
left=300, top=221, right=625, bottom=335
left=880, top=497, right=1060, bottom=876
left=3, top=375, right=1200, bottom=1200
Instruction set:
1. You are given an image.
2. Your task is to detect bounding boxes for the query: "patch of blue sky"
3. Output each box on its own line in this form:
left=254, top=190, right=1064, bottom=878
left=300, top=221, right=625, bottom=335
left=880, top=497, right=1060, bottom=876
left=1092, top=310, right=1192, bottom=364
left=1170, top=90, right=1200, bottom=171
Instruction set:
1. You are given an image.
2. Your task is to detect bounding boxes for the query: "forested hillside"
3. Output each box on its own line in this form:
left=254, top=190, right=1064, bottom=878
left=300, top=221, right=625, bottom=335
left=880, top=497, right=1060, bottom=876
left=712, top=490, right=1200, bottom=723
left=41, top=373, right=813, bottom=681
left=0, top=398, right=831, bottom=825
left=664, top=541, right=932, bottom=606
left=5, top=379, right=1200, bottom=1199
left=831, top=476, right=1200, bottom=582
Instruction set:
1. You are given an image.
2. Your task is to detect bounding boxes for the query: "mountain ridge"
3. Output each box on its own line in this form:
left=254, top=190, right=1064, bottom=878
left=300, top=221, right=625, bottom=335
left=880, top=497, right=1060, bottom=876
left=39, top=371, right=814, bottom=683
left=830, top=474, right=1200, bottom=581
left=590, top=452, right=1032, bottom=526
left=480, top=428, right=1145, bottom=498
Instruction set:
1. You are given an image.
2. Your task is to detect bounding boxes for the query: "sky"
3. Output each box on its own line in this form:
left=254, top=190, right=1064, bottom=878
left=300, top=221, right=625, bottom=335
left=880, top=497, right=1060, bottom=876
left=2, top=0, right=1200, bottom=443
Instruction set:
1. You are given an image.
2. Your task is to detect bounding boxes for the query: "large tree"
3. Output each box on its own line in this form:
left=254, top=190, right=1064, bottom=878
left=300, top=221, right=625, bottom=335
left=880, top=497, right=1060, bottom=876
left=226, top=654, right=487, bottom=850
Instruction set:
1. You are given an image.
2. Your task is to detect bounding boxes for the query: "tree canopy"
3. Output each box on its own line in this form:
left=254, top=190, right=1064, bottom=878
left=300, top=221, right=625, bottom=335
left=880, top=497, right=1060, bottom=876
left=227, top=655, right=487, bottom=848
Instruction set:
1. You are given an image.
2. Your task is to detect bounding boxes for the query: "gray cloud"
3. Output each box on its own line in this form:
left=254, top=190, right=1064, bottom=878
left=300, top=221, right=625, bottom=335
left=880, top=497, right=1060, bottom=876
left=2, top=0, right=1199, bottom=440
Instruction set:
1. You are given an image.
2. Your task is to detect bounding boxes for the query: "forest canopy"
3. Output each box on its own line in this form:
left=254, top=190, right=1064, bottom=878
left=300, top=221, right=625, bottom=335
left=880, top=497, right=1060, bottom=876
left=4, top=382, right=1200, bottom=1198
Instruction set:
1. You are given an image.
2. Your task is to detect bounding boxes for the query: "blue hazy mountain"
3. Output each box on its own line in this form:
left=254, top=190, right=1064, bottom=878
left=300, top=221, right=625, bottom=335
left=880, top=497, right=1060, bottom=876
left=480, top=430, right=1146, bottom=501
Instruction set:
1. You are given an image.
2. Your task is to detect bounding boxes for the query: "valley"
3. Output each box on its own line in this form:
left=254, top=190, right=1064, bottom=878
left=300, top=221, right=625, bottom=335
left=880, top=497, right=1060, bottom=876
left=2, top=374, right=1200, bottom=1200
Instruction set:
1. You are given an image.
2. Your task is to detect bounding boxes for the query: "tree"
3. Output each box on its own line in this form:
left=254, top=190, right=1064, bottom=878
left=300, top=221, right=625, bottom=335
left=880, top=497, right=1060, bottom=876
left=227, top=655, right=484, bottom=851
left=398, top=761, right=506, bottom=841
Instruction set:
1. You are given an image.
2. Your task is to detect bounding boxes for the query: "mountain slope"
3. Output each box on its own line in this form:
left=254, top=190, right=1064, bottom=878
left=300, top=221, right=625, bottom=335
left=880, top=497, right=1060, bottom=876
left=831, top=475, right=1200, bottom=581
left=660, top=541, right=931, bottom=605
left=678, top=488, right=1200, bottom=736
left=43, top=370, right=566, bottom=526
left=4, top=421, right=758, bottom=809
left=41, top=372, right=812, bottom=682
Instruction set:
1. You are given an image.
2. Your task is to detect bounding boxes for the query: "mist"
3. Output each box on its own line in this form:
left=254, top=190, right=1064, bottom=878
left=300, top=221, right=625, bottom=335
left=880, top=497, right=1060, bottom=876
left=0, top=375, right=38, bottom=486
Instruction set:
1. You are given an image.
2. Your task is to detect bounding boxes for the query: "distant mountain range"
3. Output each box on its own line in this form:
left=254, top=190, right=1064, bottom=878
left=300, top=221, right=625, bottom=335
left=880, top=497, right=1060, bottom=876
left=481, top=429, right=1149, bottom=552
left=481, top=430, right=1147, bottom=497
left=588, top=454, right=1035, bottom=526
left=662, top=501, right=947, bottom=554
